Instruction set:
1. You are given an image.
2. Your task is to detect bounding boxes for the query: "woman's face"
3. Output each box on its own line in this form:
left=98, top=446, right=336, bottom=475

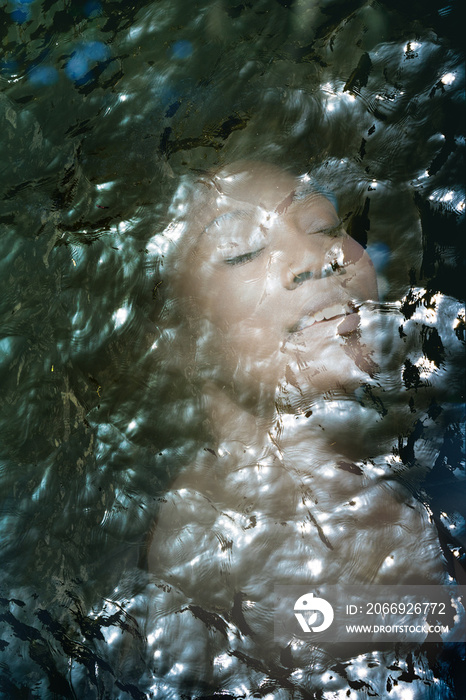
left=175, top=163, right=379, bottom=406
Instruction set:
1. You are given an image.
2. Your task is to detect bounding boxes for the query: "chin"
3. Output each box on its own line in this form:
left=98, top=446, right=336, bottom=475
left=282, top=343, right=377, bottom=399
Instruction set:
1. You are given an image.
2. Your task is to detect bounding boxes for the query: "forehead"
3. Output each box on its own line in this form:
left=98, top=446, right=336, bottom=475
left=187, top=165, right=337, bottom=234
left=213, top=163, right=297, bottom=209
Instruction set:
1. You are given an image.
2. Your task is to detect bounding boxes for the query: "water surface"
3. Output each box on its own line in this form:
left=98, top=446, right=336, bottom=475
left=0, top=0, right=464, bottom=697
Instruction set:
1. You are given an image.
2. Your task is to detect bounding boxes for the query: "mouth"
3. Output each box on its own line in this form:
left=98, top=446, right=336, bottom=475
left=288, top=302, right=359, bottom=334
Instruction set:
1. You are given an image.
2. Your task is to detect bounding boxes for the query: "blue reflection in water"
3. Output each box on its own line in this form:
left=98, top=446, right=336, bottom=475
left=9, top=0, right=35, bottom=23
left=84, top=0, right=102, bottom=18
left=65, top=41, right=110, bottom=82
left=171, top=40, right=193, bottom=60
left=366, top=242, right=391, bottom=272
left=10, top=7, right=30, bottom=24
left=28, top=65, right=59, bottom=86
left=0, top=58, right=19, bottom=77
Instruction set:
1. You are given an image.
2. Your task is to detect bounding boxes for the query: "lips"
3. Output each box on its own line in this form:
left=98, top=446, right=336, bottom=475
left=289, top=302, right=358, bottom=333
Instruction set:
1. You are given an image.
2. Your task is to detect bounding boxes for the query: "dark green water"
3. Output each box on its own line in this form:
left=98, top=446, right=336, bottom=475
left=0, top=0, right=464, bottom=697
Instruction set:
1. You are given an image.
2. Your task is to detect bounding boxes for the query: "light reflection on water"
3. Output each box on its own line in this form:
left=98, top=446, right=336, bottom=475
left=0, top=0, right=464, bottom=698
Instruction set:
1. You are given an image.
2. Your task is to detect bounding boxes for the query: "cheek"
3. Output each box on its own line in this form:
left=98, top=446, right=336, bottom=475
left=195, top=267, right=268, bottom=329
left=341, top=239, right=378, bottom=301
left=359, top=252, right=379, bottom=301
left=342, top=236, right=365, bottom=266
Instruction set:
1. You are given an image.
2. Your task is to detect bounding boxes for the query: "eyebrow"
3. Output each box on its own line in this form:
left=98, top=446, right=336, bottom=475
left=203, top=208, right=252, bottom=233
left=202, top=195, right=341, bottom=235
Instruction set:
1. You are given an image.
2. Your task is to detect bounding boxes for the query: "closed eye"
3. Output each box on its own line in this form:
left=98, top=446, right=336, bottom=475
left=224, top=247, right=265, bottom=266
left=312, top=220, right=344, bottom=237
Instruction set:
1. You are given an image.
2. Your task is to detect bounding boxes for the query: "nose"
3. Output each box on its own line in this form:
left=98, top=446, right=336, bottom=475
left=280, top=230, right=337, bottom=291
left=281, top=230, right=371, bottom=292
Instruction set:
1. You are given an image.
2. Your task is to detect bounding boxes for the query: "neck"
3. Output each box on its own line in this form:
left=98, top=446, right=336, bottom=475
left=203, top=381, right=382, bottom=465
